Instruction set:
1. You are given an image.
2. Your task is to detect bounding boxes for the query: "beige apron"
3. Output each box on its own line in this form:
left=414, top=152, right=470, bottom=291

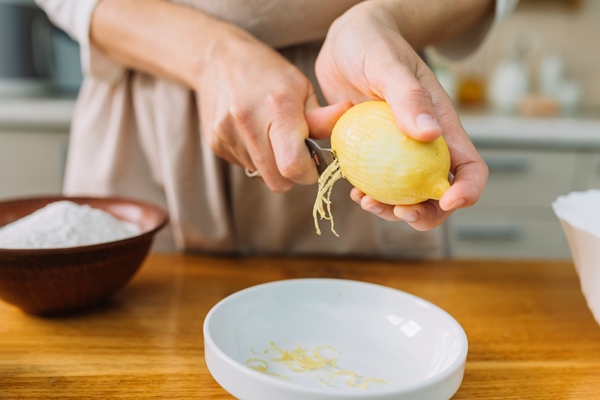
left=64, top=0, right=448, bottom=258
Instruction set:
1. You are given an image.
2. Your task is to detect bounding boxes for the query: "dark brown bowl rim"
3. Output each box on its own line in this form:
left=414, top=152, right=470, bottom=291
left=0, top=195, right=169, bottom=256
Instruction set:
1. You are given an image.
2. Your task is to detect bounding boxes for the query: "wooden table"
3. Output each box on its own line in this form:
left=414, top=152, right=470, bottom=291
left=2, top=254, right=600, bottom=399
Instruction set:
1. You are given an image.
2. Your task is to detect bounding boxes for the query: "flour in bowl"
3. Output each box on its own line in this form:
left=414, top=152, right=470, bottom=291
left=0, top=201, right=142, bottom=249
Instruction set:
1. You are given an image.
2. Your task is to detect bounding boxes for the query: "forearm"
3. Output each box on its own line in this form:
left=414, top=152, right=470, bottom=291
left=89, top=0, right=251, bottom=89
left=356, top=0, right=495, bottom=50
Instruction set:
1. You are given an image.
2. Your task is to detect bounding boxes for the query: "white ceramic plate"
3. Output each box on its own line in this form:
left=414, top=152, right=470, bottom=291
left=203, top=278, right=468, bottom=400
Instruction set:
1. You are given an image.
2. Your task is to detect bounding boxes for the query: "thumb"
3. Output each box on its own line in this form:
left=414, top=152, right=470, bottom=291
left=384, top=66, right=443, bottom=142
left=305, top=99, right=353, bottom=139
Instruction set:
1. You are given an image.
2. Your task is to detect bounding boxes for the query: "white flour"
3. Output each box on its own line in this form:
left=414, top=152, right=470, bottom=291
left=0, top=201, right=141, bottom=249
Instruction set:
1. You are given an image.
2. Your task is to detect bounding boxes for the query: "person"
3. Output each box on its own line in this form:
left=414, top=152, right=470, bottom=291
left=36, top=0, right=517, bottom=258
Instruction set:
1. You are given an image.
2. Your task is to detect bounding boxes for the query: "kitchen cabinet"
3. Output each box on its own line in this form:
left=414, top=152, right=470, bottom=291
left=587, top=152, right=600, bottom=188
left=450, top=114, right=600, bottom=259
left=0, top=98, right=73, bottom=200
left=0, top=130, right=69, bottom=199
left=449, top=148, right=581, bottom=259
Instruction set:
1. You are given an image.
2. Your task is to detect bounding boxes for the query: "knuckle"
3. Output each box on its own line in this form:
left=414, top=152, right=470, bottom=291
left=251, top=153, right=270, bottom=171
left=267, top=181, right=294, bottom=194
left=403, top=84, right=431, bottom=105
left=415, top=211, right=449, bottom=231
left=229, top=102, right=263, bottom=145
left=277, top=158, right=304, bottom=181
left=264, top=86, right=299, bottom=112
left=228, top=102, right=253, bottom=129
left=266, top=89, right=285, bottom=104
left=480, top=159, right=490, bottom=180
left=205, top=130, right=224, bottom=155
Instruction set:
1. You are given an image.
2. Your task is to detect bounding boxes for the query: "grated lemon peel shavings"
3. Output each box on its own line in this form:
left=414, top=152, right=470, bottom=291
left=246, top=341, right=390, bottom=391
left=312, top=158, right=344, bottom=236
left=267, top=342, right=338, bottom=372
left=246, top=358, right=290, bottom=381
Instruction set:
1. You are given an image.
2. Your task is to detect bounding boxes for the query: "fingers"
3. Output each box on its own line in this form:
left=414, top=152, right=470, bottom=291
left=350, top=188, right=451, bottom=230
left=206, top=108, right=257, bottom=170
left=349, top=116, right=487, bottom=228
left=315, top=16, right=487, bottom=230
left=350, top=189, right=398, bottom=222
left=206, top=88, right=352, bottom=192
left=349, top=103, right=487, bottom=229
left=305, top=100, right=353, bottom=139
left=267, top=97, right=353, bottom=188
left=392, top=202, right=450, bottom=231
left=431, top=83, right=488, bottom=213
left=384, top=60, right=487, bottom=220
left=439, top=159, right=488, bottom=211
left=234, top=91, right=352, bottom=191
left=264, top=94, right=343, bottom=188
left=382, top=63, right=443, bottom=143
left=254, top=91, right=311, bottom=189
left=205, top=100, right=296, bottom=191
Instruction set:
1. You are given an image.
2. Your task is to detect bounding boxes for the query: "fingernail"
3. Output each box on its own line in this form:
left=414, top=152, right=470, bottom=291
left=351, top=191, right=364, bottom=203
left=366, top=203, right=384, bottom=214
left=415, top=114, right=441, bottom=132
left=399, top=211, right=419, bottom=223
left=449, top=199, right=466, bottom=210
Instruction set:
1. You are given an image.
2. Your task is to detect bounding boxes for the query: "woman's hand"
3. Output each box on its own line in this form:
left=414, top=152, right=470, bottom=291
left=315, top=1, right=489, bottom=230
left=89, top=0, right=350, bottom=193
left=194, top=26, right=351, bottom=192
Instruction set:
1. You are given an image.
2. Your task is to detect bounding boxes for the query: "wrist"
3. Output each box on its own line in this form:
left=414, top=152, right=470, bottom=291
left=90, top=0, right=255, bottom=91
left=343, top=0, right=493, bottom=50
left=188, top=22, right=263, bottom=92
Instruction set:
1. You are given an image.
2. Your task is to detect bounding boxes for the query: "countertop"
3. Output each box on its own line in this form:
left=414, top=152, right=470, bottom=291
left=1, top=96, right=600, bottom=149
left=1, top=253, right=600, bottom=399
left=0, top=97, right=75, bottom=131
left=461, top=112, right=600, bottom=150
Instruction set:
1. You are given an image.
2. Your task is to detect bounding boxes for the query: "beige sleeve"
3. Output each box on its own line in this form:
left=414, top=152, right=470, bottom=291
left=35, top=0, right=125, bottom=81
left=433, top=0, right=519, bottom=60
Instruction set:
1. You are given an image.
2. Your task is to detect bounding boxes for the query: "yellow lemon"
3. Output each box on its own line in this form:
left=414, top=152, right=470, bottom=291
left=313, top=101, right=451, bottom=235
left=331, top=100, right=450, bottom=204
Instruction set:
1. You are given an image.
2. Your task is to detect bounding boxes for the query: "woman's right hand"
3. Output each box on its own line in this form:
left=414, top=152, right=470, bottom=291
left=193, top=25, right=349, bottom=192
left=89, top=0, right=348, bottom=193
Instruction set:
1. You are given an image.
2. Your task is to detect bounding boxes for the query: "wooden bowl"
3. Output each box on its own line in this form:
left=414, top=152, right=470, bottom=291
left=0, top=196, right=168, bottom=316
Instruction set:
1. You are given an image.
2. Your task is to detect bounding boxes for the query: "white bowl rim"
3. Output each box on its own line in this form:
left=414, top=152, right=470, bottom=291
left=203, top=277, right=468, bottom=398
left=553, top=189, right=600, bottom=239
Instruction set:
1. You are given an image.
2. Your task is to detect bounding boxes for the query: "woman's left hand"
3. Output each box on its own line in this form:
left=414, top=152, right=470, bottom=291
left=315, top=1, right=488, bottom=231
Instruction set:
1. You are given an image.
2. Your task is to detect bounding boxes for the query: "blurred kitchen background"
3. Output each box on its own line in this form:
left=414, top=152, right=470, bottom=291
left=1, top=0, right=599, bottom=259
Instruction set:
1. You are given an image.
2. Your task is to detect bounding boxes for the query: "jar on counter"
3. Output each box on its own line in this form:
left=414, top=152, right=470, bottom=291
left=457, top=74, right=487, bottom=109
left=488, top=57, right=530, bottom=114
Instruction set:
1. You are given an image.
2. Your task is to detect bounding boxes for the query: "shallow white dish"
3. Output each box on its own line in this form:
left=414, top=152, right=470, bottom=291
left=203, top=278, right=468, bottom=400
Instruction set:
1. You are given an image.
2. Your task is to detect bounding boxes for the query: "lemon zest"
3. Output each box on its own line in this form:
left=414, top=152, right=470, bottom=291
left=312, top=158, right=344, bottom=236
left=246, top=341, right=391, bottom=391
left=359, top=377, right=390, bottom=390
left=266, top=342, right=338, bottom=372
left=246, top=358, right=290, bottom=381
left=333, top=370, right=358, bottom=387
left=246, top=358, right=268, bottom=373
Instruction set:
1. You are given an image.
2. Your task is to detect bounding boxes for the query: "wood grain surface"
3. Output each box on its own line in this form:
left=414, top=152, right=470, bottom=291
left=1, top=254, right=600, bottom=399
